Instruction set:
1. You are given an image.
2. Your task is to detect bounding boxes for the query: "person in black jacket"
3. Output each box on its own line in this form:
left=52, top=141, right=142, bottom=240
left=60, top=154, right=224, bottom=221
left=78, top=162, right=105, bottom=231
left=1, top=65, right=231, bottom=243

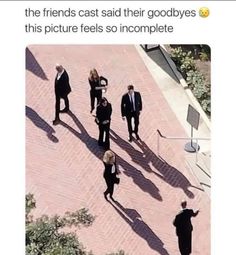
left=88, top=68, right=108, bottom=114
left=173, top=200, right=200, bottom=255
left=95, top=97, right=112, bottom=150
left=53, top=64, right=71, bottom=125
left=121, top=85, right=142, bottom=142
left=103, top=150, right=119, bottom=201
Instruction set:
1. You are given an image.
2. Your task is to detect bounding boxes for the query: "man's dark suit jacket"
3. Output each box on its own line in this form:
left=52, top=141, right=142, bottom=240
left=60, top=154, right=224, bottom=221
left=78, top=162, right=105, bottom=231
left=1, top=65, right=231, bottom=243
left=173, top=209, right=195, bottom=236
left=121, top=92, right=142, bottom=117
left=55, top=70, right=71, bottom=97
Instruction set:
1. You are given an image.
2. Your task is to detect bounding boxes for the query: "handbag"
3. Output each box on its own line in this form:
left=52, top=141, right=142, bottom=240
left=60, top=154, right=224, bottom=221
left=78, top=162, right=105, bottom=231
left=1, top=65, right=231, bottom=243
left=114, top=176, right=120, bottom=185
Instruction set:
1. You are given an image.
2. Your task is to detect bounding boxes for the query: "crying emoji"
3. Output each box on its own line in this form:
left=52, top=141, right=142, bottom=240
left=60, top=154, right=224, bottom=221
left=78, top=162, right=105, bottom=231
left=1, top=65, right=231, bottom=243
left=199, top=7, right=210, bottom=18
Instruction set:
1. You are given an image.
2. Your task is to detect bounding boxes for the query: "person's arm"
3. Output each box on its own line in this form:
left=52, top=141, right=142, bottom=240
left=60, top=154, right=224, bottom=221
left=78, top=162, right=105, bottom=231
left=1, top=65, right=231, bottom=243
left=138, top=92, right=142, bottom=112
left=95, top=76, right=108, bottom=90
left=101, top=104, right=112, bottom=124
left=100, top=76, right=108, bottom=86
left=121, top=95, right=126, bottom=118
left=192, top=210, right=200, bottom=217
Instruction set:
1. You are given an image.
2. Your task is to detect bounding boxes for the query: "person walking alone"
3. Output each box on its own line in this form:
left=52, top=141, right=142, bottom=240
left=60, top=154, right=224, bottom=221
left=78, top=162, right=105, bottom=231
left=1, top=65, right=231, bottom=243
left=102, top=150, right=119, bottom=201
left=173, top=200, right=199, bottom=255
left=53, top=64, right=71, bottom=125
left=121, top=85, right=142, bottom=142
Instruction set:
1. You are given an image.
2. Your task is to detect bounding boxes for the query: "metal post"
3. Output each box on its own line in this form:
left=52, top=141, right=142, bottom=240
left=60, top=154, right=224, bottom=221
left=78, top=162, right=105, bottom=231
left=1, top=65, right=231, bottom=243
left=191, top=126, right=193, bottom=147
left=195, top=139, right=199, bottom=164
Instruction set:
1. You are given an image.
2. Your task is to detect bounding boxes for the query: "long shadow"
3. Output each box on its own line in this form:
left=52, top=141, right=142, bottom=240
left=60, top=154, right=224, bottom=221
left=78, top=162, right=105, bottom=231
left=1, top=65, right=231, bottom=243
left=111, top=130, right=194, bottom=198
left=60, top=111, right=104, bottom=159
left=110, top=200, right=170, bottom=255
left=26, top=47, right=48, bottom=80
left=110, top=130, right=153, bottom=172
left=134, top=139, right=196, bottom=198
left=60, top=113, right=162, bottom=201
left=26, top=106, right=58, bottom=143
left=116, top=155, right=162, bottom=201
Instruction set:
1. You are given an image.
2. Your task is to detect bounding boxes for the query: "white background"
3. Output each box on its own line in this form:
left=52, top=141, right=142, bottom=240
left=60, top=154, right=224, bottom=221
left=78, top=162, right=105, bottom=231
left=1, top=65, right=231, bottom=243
left=0, top=1, right=235, bottom=254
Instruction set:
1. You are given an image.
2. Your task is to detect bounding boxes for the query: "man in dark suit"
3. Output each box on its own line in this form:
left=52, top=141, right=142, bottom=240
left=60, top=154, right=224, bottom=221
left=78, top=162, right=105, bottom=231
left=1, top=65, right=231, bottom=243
left=121, top=85, right=142, bottom=142
left=53, top=64, right=71, bottom=125
left=173, top=200, right=199, bottom=255
left=96, top=97, right=112, bottom=150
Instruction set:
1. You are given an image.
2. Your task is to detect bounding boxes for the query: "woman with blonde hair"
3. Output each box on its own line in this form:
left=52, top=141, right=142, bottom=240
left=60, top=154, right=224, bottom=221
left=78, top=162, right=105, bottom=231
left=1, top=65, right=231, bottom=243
left=103, top=150, right=119, bottom=201
left=88, top=68, right=108, bottom=113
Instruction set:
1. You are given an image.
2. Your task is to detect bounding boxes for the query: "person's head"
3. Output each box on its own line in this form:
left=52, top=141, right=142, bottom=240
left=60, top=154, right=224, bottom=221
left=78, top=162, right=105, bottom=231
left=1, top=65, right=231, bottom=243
left=55, top=64, right=63, bottom=73
left=90, top=68, right=99, bottom=80
left=100, top=97, right=108, bottom=107
left=103, top=150, right=115, bottom=164
left=181, top=200, right=187, bottom=209
left=127, top=85, right=134, bottom=95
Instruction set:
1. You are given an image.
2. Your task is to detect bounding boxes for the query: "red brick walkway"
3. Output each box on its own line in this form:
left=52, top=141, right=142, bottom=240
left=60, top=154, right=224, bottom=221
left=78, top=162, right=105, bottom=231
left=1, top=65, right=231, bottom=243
left=26, top=45, right=210, bottom=255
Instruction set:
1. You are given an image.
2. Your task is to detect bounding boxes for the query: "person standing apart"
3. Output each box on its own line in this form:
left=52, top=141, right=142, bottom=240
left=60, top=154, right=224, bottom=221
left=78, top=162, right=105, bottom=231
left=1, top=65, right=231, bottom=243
left=173, top=200, right=199, bottom=255
left=88, top=68, right=108, bottom=114
left=121, top=85, right=142, bottom=142
left=103, top=150, right=119, bottom=201
left=53, top=64, right=71, bottom=125
left=96, top=97, right=112, bottom=150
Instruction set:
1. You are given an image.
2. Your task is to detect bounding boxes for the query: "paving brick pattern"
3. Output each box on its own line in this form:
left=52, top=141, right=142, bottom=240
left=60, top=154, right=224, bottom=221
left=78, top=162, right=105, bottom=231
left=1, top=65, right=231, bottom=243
left=26, top=45, right=210, bottom=255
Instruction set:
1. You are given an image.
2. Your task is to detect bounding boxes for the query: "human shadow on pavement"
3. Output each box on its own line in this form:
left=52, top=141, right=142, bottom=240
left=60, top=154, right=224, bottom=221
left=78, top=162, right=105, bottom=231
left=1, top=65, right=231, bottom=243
left=116, top=155, right=162, bottom=201
left=59, top=110, right=104, bottom=159
left=60, top=113, right=162, bottom=201
left=26, top=106, right=58, bottom=143
left=26, top=47, right=48, bottom=80
left=110, top=130, right=194, bottom=198
left=110, top=130, right=153, bottom=172
left=109, top=200, right=170, bottom=255
left=134, top=139, right=196, bottom=198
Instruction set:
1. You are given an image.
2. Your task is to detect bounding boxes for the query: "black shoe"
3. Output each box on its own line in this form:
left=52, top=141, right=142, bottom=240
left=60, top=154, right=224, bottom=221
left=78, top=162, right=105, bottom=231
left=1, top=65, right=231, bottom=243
left=128, top=136, right=133, bottom=142
left=135, top=134, right=140, bottom=140
left=52, top=119, right=60, bottom=125
left=60, top=108, right=69, bottom=113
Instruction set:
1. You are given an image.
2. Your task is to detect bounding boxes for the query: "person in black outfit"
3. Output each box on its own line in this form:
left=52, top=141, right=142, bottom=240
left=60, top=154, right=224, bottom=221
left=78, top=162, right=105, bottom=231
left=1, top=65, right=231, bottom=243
left=173, top=200, right=199, bottom=255
left=95, top=97, right=112, bottom=150
left=121, top=85, right=142, bottom=142
left=53, top=64, right=71, bottom=125
left=88, top=68, right=108, bottom=114
left=103, top=150, right=119, bottom=201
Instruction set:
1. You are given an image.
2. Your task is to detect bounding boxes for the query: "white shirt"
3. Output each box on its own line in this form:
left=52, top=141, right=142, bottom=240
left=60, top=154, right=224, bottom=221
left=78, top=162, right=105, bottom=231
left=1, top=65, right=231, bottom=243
left=129, top=92, right=135, bottom=111
left=57, top=69, right=64, bottom=80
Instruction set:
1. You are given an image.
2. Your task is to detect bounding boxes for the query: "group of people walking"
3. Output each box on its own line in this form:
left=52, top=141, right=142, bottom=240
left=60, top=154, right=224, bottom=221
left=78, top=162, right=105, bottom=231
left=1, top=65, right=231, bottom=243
left=52, top=64, right=200, bottom=255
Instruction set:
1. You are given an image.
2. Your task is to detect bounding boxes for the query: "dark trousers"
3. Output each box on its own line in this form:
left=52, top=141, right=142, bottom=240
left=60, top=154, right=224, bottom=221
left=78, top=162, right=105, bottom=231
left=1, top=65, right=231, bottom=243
left=90, top=91, right=102, bottom=111
left=178, top=232, right=192, bottom=255
left=98, top=123, right=110, bottom=149
left=104, top=178, right=114, bottom=197
left=55, top=94, right=69, bottom=120
left=126, top=112, right=139, bottom=136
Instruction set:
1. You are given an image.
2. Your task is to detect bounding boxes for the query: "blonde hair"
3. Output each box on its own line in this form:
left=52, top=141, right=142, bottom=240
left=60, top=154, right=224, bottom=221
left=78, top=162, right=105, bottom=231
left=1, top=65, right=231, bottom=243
left=103, top=150, right=115, bottom=164
left=89, top=68, right=99, bottom=80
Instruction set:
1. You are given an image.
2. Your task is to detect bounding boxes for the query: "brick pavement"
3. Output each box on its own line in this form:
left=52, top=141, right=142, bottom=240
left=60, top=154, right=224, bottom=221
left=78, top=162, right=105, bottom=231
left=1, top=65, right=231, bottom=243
left=26, top=45, right=210, bottom=255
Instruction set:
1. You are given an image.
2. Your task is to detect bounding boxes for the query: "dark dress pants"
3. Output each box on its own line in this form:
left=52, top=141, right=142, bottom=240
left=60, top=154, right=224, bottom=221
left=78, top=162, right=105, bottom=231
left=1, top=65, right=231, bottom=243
left=104, top=177, right=114, bottom=197
left=178, top=232, right=192, bottom=255
left=55, top=94, right=69, bottom=120
left=126, top=111, right=139, bottom=136
left=90, top=90, right=102, bottom=111
left=98, top=123, right=110, bottom=149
